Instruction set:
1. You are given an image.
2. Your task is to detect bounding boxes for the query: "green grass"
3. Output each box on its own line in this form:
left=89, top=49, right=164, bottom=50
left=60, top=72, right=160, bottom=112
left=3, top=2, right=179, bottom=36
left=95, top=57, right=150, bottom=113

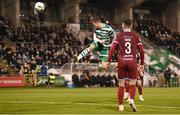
left=0, top=87, right=180, bottom=114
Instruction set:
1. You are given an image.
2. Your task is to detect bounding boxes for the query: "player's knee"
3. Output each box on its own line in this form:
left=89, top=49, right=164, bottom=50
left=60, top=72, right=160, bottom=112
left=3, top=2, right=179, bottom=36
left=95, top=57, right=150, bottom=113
left=89, top=44, right=95, bottom=51
left=87, top=47, right=92, bottom=52
left=129, top=79, right=136, bottom=85
left=137, top=80, right=142, bottom=86
left=119, top=83, right=125, bottom=87
left=118, top=79, right=125, bottom=87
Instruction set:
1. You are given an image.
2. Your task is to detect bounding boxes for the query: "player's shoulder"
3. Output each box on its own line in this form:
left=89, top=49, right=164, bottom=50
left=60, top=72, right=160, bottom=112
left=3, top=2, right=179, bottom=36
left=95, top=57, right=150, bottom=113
left=104, top=23, right=111, bottom=28
left=131, top=31, right=142, bottom=43
left=104, top=23, right=114, bottom=30
left=116, top=31, right=139, bottom=39
left=131, top=31, right=140, bottom=38
left=116, top=31, right=124, bottom=37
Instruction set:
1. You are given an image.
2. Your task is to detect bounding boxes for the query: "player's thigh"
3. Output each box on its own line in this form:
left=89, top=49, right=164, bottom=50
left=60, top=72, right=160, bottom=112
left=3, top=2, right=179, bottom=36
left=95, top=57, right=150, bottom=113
left=137, top=74, right=142, bottom=85
left=129, top=79, right=137, bottom=85
left=100, top=56, right=108, bottom=62
left=118, top=79, right=126, bottom=87
left=137, top=79, right=142, bottom=86
left=99, top=47, right=109, bottom=62
left=127, top=61, right=138, bottom=79
left=117, top=61, right=127, bottom=79
left=89, top=42, right=97, bottom=51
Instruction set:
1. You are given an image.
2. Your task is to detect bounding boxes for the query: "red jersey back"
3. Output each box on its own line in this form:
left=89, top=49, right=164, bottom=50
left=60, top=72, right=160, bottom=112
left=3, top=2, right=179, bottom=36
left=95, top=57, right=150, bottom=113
left=113, top=32, right=142, bottom=61
left=107, top=31, right=144, bottom=79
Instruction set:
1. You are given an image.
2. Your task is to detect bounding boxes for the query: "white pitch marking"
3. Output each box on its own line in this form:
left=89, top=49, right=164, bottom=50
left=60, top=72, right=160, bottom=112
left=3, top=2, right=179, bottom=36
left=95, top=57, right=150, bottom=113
left=1, top=100, right=180, bottom=109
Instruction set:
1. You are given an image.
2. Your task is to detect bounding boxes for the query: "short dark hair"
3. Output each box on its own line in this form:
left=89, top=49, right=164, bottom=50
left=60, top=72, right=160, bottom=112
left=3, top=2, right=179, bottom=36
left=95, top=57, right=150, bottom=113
left=90, top=17, right=101, bottom=22
left=123, top=19, right=132, bottom=27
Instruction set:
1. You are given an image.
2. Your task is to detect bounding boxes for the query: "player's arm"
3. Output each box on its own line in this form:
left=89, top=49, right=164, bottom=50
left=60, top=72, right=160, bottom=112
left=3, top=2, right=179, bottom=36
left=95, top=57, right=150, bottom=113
left=93, top=33, right=105, bottom=44
left=107, top=41, right=118, bottom=62
left=137, top=37, right=144, bottom=70
left=104, top=34, right=120, bottom=69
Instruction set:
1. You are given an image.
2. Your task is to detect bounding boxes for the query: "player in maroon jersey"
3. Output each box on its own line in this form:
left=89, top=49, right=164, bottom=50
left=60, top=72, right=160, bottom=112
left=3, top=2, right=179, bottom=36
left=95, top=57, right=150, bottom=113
left=104, top=19, right=144, bottom=112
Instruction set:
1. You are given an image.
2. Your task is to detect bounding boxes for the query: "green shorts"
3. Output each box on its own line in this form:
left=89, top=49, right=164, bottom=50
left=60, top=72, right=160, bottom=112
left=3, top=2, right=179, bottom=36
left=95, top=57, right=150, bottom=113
left=92, top=41, right=109, bottom=62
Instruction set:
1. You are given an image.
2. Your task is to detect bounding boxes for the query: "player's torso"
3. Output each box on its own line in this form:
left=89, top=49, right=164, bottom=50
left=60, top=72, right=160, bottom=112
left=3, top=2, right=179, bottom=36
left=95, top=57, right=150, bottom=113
left=118, top=32, right=138, bottom=61
left=94, top=24, right=114, bottom=47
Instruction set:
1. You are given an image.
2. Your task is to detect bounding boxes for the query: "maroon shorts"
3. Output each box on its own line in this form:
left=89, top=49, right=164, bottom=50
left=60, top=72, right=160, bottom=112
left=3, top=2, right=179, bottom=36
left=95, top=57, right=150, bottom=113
left=117, top=59, right=138, bottom=79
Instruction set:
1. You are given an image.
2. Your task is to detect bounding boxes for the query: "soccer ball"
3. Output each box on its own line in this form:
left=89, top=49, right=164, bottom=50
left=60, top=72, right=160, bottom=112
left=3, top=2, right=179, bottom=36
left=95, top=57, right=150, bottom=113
left=34, top=2, right=45, bottom=12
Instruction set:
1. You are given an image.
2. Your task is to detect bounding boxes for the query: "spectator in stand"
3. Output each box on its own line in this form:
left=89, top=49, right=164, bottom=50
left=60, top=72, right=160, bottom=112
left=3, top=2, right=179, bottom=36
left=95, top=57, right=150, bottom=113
left=40, top=62, right=48, bottom=76
left=80, top=69, right=91, bottom=87
left=136, top=18, right=180, bottom=56
left=0, top=22, right=84, bottom=72
left=91, top=74, right=98, bottom=87
left=72, top=73, right=81, bottom=87
left=0, top=66, right=9, bottom=76
left=0, top=16, right=120, bottom=77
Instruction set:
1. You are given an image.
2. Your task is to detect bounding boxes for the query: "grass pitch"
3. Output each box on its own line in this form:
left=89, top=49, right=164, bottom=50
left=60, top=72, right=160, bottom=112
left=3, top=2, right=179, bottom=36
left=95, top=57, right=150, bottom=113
left=0, top=87, right=180, bottom=114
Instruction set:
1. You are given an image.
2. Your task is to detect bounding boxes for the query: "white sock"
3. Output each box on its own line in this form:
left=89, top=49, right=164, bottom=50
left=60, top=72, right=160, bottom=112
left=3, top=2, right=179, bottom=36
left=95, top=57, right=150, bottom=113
left=78, top=48, right=90, bottom=61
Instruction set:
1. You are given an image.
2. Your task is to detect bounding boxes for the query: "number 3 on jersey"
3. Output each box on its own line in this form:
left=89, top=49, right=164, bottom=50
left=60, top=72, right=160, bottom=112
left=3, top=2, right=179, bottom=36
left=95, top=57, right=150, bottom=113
left=125, top=42, right=131, bottom=54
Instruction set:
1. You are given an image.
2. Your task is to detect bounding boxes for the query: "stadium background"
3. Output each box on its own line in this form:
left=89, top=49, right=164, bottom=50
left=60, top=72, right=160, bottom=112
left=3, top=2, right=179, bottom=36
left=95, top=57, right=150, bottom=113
left=0, top=0, right=180, bottom=114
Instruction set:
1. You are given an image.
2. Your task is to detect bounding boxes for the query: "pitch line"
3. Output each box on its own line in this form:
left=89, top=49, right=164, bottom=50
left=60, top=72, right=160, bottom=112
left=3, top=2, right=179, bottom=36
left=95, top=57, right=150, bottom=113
left=1, top=100, right=180, bottom=109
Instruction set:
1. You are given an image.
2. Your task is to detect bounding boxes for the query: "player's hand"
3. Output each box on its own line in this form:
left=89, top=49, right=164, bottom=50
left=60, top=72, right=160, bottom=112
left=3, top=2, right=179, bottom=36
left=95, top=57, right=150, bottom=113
left=138, top=65, right=144, bottom=72
left=104, top=62, right=110, bottom=70
left=115, top=63, right=118, bottom=71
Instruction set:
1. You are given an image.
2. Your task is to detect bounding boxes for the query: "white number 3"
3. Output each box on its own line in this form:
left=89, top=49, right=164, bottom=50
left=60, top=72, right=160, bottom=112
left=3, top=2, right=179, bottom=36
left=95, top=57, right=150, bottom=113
left=125, top=42, right=131, bottom=54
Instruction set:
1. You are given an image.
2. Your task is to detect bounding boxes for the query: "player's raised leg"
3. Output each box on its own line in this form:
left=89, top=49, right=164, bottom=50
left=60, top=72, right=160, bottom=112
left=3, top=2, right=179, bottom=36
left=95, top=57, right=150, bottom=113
left=76, top=43, right=96, bottom=62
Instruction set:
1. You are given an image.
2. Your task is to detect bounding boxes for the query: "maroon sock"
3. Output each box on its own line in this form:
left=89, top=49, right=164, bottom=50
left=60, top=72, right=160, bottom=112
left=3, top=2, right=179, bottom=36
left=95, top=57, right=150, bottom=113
left=118, top=86, right=124, bottom=105
left=129, top=85, right=136, bottom=99
left=125, top=81, right=129, bottom=93
left=137, top=84, right=142, bottom=95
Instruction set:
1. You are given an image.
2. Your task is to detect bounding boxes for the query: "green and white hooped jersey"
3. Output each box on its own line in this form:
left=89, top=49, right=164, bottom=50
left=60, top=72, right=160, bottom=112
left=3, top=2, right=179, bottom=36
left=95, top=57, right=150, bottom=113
left=93, top=24, right=115, bottom=47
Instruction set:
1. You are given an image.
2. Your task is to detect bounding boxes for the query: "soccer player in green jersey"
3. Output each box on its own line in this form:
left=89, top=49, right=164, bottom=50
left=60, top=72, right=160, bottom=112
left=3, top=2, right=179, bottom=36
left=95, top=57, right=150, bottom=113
left=75, top=17, right=115, bottom=66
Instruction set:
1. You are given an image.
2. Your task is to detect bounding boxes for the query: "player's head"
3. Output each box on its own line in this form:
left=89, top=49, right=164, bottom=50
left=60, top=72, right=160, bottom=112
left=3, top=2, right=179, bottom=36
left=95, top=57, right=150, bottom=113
left=122, top=19, right=132, bottom=29
left=90, top=17, right=102, bottom=29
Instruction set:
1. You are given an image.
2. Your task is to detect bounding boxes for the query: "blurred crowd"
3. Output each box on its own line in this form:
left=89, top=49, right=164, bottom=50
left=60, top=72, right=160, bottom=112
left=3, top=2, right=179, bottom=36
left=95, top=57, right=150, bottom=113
left=136, top=18, right=180, bottom=56
left=72, top=69, right=118, bottom=87
left=0, top=16, right=97, bottom=75
left=0, top=66, right=9, bottom=75
left=1, top=15, right=180, bottom=77
left=0, top=16, right=12, bottom=40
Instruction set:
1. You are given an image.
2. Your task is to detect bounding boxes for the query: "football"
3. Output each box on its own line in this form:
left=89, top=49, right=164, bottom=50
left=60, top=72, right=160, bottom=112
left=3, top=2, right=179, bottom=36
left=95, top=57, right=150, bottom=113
left=34, top=2, right=45, bottom=12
